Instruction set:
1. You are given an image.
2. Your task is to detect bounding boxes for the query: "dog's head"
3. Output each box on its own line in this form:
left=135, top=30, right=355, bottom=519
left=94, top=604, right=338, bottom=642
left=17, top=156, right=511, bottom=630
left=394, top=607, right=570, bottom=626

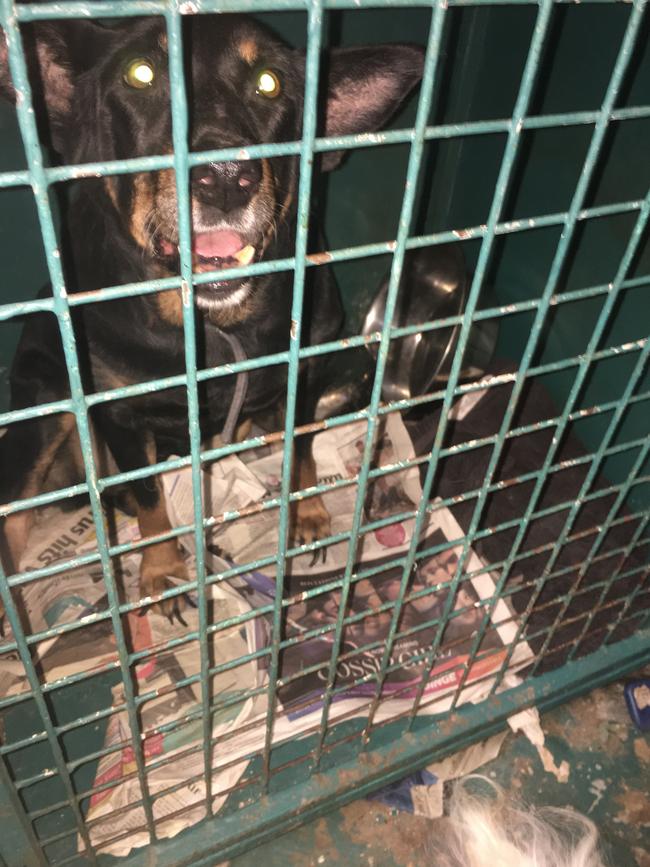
left=1, top=15, right=423, bottom=320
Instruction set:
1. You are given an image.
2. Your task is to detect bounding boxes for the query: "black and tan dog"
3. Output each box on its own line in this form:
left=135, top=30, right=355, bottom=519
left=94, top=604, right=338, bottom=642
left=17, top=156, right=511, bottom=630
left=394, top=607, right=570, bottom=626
left=0, top=15, right=423, bottom=620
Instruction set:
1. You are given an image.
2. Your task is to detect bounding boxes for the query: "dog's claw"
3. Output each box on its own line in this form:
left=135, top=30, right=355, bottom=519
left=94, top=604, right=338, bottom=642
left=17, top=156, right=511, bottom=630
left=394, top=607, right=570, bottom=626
left=292, top=500, right=331, bottom=567
left=140, top=591, right=194, bottom=626
left=308, top=546, right=327, bottom=567
left=167, top=601, right=189, bottom=627
left=291, top=495, right=331, bottom=562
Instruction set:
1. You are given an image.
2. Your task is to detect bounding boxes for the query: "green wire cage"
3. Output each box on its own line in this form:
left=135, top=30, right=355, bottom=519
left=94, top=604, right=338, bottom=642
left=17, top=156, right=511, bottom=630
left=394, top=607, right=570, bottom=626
left=0, top=0, right=649, bottom=864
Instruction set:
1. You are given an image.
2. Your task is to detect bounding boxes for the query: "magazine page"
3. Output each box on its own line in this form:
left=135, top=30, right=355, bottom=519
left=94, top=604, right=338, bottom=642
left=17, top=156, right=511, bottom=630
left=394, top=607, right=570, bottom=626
left=163, top=412, right=533, bottom=724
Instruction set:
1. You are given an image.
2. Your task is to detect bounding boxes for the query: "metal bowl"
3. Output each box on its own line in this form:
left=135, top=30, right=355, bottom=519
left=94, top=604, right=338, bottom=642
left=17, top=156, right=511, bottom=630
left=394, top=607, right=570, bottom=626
left=361, top=245, right=469, bottom=404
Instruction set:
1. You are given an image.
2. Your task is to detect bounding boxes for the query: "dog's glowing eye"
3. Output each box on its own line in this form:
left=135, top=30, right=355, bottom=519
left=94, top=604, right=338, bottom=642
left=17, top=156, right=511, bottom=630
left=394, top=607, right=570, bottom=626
left=256, top=69, right=281, bottom=98
left=124, top=59, right=155, bottom=89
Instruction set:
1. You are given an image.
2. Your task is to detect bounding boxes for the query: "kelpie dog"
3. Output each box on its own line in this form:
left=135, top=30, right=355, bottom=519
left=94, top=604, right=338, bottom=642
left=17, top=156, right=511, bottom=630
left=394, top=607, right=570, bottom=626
left=0, top=14, right=423, bottom=622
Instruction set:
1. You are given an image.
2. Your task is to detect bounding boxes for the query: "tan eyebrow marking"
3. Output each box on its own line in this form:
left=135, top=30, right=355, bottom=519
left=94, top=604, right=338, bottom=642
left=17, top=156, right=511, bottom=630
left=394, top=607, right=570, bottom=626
left=238, top=39, right=259, bottom=65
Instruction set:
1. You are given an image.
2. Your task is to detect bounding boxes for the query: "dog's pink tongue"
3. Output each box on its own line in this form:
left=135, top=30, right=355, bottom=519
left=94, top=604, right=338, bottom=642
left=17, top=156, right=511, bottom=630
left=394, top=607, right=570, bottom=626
left=193, top=230, right=243, bottom=259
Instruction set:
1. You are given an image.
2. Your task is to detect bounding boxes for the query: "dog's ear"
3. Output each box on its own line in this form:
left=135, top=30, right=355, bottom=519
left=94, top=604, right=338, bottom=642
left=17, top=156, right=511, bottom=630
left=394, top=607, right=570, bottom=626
left=0, top=21, right=112, bottom=150
left=321, top=44, right=424, bottom=171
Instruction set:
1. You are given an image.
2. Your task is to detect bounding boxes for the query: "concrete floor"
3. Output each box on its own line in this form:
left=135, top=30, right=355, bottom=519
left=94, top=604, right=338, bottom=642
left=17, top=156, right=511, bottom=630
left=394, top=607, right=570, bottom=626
left=226, top=673, right=650, bottom=866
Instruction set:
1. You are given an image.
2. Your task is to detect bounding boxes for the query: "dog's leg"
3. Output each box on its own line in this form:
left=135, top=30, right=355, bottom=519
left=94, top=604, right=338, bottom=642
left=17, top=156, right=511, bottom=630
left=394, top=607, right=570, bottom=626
left=1, top=413, right=77, bottom=569
left=0, top=413, right=77, bottom=633
left=290, top=361, right=331, bottom=556
left=134, top=485, right=190, bottom=622
left=234, top=417, right=253, bottom=443
left=291, top=435, right=331, bottom=549
left=93, top=414, right=189, bottom=621
left=287, top=263, right=343, bottom=554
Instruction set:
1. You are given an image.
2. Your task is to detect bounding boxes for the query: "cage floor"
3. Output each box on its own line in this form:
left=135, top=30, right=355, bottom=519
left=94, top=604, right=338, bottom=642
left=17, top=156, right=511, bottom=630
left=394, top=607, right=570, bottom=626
left=226, top=670, right=650, bottom=867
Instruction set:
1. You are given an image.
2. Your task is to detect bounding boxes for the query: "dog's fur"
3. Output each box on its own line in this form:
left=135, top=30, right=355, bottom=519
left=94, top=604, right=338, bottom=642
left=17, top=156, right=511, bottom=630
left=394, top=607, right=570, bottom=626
left=431, top=777, right=607, bottom=867
left=0, top=15, right=423, bottom=618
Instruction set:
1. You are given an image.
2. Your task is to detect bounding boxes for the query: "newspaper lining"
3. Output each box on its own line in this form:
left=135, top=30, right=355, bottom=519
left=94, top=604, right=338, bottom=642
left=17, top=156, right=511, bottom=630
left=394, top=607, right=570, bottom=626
left=0, top=405, right=533, bottom=856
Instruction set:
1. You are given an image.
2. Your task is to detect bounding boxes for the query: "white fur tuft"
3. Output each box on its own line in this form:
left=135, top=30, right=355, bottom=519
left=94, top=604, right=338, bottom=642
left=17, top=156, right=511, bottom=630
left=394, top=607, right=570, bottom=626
left=429, top=776, right=607, bottom=867
left=195, top=282, right=250, bottom=311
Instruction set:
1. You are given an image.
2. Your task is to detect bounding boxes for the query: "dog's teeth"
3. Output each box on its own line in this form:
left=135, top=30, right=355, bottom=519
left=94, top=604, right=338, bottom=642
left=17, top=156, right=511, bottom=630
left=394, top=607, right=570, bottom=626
left=233, top=244, right=255, bottom=266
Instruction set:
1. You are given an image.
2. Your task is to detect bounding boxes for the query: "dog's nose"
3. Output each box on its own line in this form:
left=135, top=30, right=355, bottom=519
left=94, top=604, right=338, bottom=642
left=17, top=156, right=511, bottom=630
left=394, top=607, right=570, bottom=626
left=191, top=160, right=262, bottom=213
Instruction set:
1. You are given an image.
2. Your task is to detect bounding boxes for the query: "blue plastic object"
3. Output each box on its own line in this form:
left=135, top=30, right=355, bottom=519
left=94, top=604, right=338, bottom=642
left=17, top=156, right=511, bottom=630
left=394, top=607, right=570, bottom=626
left=367, top=769, right=438, bottom=813
left=624, top=679, right=650, bottom=731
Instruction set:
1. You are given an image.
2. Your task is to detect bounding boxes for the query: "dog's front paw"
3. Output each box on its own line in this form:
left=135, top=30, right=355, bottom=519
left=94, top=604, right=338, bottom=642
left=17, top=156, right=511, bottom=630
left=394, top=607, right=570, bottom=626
left=139, top=542, right=194, bottom=625
left=291, top=494, right=331, bottom=564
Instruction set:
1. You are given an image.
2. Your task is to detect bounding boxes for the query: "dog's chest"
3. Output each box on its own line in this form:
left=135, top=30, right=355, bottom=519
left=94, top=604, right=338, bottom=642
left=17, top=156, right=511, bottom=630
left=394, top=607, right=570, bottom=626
left=89, top=315, right=288, bottom=438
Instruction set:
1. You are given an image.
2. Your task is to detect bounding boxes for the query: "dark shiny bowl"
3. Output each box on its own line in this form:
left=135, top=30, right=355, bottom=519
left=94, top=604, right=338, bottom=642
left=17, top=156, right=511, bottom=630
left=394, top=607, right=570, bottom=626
left=361, top=246, right=469, bottom=403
